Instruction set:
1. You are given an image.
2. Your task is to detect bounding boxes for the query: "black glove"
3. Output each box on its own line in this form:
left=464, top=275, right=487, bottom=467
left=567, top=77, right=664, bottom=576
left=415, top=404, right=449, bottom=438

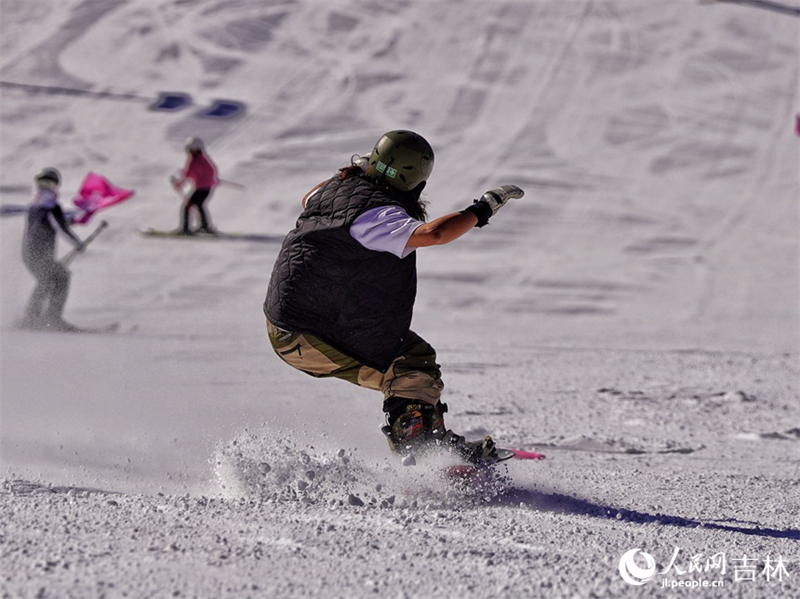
left=461, top=184, right=525, bottom=227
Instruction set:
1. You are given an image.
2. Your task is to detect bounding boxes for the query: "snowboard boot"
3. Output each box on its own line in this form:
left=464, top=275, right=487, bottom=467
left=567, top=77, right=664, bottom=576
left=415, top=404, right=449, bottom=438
left=381, top=398, right=500, bottom=464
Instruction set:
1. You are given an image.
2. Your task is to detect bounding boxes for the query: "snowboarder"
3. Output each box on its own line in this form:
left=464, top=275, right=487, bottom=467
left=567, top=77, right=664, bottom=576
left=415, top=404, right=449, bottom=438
left=171, top=137, right=218, bottom=234
left=264, top=130, right=524, bottom=464
left=21, top=167, right=86, bottom=331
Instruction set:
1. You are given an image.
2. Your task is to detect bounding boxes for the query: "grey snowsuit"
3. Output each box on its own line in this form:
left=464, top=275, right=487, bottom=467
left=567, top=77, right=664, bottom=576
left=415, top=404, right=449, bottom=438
left=22, top=188, right=79, bottom=322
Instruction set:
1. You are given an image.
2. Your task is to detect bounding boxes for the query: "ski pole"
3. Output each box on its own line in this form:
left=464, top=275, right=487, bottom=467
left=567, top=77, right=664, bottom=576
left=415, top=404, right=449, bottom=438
left=218, top=178, right=246, bottom=191
left=61, top=220, right=108, bottom=267
left=698, top=0, right=800, bottom=15
left=0, top=204, right=29, bottom=217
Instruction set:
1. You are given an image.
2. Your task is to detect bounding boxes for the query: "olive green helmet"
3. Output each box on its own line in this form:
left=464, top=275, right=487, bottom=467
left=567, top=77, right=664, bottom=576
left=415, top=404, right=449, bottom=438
left=366, top=130, right=434, bottom=192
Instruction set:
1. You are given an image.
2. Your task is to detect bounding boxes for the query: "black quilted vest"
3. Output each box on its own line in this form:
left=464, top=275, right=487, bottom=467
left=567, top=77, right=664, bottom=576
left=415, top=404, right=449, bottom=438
left=264, top=173, right=418, bottom=371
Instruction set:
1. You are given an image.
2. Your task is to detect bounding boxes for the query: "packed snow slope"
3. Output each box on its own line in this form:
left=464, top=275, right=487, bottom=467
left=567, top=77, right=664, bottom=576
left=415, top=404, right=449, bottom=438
left=1, top=1, right=798, bottom=598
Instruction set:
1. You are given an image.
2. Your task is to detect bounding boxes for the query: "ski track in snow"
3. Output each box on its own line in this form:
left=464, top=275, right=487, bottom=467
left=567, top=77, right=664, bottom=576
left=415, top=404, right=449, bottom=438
left=1, top=1, right=799, bottom=597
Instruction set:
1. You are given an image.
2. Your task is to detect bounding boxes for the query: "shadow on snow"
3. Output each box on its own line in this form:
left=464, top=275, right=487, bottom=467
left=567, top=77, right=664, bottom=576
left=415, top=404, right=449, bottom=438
left=499, top=487, right=800, bottom=540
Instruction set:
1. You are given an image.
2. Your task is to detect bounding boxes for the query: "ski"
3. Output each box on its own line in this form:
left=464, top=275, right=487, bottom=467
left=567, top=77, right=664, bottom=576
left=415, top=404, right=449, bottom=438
left=15, top=319, right=120, bottom=334
left=140, top=228, right=279, bottom=243
left=698, top=0, right=800, bottom=15
left=67, top=322, right=121, bottom=334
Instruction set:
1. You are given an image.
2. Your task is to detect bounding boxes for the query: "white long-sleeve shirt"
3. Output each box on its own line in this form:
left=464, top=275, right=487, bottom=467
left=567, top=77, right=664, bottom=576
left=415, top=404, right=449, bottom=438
left=349, top=205, right=423, bottom=258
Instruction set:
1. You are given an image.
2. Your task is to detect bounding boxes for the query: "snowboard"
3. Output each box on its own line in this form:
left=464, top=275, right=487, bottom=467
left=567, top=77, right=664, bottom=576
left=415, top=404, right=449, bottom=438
left=140, top=228, right=279, bottom=243
left=444, top=446, right=546, bottom=482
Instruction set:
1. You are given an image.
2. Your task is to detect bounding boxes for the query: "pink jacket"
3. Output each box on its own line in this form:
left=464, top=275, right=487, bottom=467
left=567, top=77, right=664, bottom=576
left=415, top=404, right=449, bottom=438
left=180, top=152, right=218, bottom=190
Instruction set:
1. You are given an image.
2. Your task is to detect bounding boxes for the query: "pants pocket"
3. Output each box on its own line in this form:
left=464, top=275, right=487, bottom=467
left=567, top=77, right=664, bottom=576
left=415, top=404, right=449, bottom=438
left=267, top=322, right=341, bottom=376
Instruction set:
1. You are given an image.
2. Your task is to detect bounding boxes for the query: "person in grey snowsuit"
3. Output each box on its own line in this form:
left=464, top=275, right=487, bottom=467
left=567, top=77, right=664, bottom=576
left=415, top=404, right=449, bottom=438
left=22, top=168, right=85, bottom=330
left=264, top=130, right=524, bottom=463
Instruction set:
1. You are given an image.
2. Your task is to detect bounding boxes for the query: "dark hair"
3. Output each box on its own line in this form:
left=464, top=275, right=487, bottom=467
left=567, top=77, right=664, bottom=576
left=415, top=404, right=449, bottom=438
left=337, top=165, right=428, bottom=221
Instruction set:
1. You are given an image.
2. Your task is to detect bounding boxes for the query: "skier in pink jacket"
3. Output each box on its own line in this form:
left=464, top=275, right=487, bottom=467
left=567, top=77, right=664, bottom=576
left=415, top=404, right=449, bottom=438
left=172, top=137, right=218, bottom=234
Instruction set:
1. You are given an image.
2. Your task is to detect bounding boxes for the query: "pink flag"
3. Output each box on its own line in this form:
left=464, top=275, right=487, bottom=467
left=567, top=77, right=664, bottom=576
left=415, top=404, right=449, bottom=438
left=71, top=172, right=135, bottom=224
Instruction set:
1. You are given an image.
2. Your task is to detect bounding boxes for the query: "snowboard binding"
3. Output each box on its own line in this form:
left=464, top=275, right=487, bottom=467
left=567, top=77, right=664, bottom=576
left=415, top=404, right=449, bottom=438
left=381, top=399, right=505, bottom=465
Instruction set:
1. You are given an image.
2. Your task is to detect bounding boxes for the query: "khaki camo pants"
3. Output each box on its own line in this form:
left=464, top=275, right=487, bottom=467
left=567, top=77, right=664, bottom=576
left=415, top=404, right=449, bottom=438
left=266, top=321, right=444, bottom=405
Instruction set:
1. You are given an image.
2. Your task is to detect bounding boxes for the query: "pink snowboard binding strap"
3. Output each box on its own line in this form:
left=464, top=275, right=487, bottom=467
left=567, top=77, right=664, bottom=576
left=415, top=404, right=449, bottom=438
left=511, top=449, right=546, bottom=460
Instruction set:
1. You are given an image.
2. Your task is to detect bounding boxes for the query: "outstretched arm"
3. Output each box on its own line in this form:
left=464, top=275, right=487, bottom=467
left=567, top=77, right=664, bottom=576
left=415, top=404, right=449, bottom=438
left=406, top=211, right=478, bottom=248
left=406, top=185, right=524, bottom=250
